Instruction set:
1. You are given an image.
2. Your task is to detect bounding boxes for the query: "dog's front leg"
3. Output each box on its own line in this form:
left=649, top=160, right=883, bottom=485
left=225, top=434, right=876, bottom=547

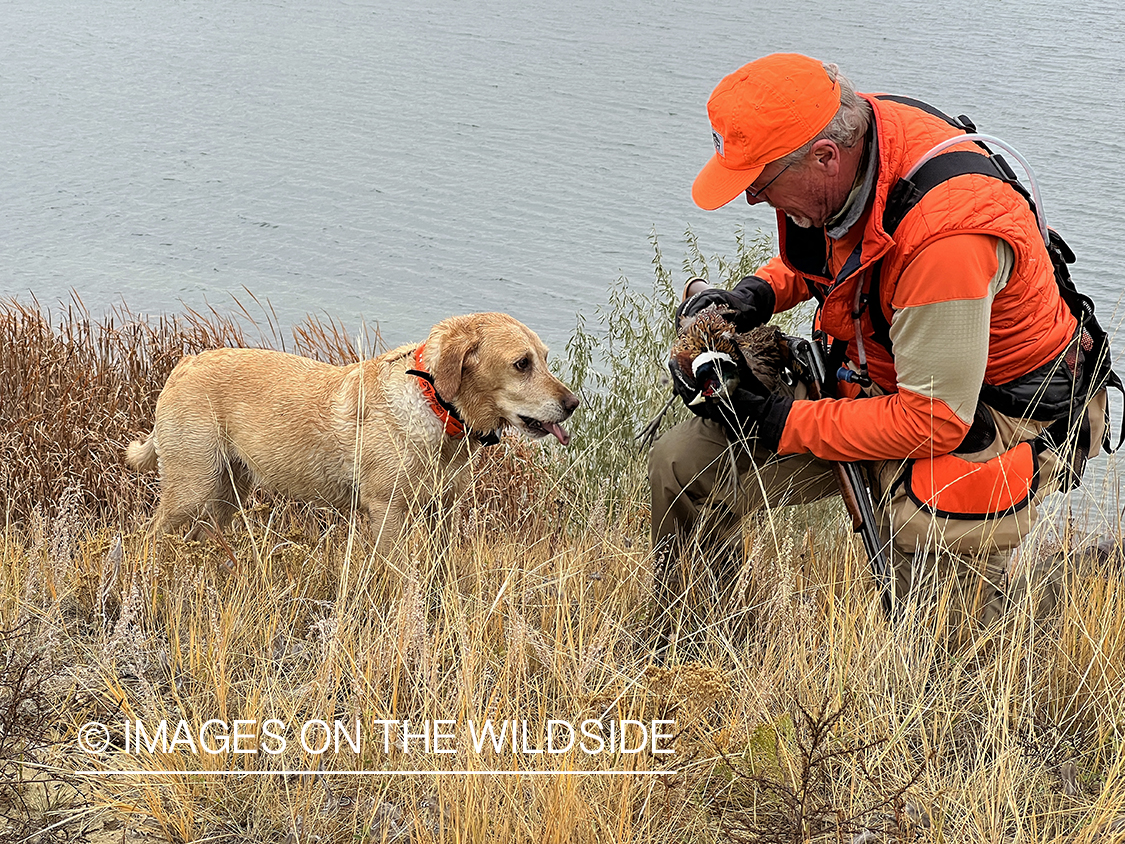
left=364, top=495, right=410, bottom=556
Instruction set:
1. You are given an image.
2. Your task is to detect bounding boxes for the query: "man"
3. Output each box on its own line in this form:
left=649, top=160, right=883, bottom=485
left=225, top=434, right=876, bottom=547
left=650, top=53, right=1110, bottom=636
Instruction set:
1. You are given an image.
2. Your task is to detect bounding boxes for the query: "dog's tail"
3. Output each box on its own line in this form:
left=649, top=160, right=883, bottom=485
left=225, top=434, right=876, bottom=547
left=125, top=433, right=158, bottom=472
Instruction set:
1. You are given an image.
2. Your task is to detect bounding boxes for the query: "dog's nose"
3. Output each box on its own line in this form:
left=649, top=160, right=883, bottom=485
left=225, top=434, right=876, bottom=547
left=561, top=393, right=580, bottom=415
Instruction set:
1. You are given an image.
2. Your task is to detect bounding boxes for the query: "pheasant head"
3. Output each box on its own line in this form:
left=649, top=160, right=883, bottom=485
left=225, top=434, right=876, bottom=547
left=669, top=307, right=743, bottom=405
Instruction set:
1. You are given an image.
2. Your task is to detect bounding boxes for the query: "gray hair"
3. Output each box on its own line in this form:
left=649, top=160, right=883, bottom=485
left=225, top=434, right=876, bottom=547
left=778, top=63, right=872, bottom=166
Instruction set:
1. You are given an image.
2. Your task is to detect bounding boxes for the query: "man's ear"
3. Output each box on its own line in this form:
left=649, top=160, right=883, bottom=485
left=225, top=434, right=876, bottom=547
left=431, top=324, right=479, bottom=400
left=809, top=139, right=842, bottom=177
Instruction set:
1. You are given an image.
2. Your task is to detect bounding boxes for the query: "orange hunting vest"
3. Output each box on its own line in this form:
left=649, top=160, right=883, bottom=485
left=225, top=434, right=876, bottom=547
left=756, top=94, right=1077, bottom=461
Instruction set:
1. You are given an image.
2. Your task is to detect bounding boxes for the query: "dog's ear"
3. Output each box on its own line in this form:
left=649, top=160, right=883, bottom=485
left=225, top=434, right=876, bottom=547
left=431, top=323, right=479, bottom=400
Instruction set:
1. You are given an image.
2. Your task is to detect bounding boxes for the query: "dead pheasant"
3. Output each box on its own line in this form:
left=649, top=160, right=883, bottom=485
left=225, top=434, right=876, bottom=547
left=669, top=307, right=742, bottom=405
left=635, top=299, right=794, bottom=449
left=669, top=306, right=790, bottom=406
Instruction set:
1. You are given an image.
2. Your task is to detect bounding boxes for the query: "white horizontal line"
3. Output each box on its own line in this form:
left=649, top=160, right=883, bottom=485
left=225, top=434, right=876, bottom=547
left=77, top=769, right=675, bottom=777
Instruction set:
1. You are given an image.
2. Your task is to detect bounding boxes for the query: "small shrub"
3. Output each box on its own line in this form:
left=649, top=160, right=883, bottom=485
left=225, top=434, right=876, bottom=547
left=558, top=226, right=777, bottom=524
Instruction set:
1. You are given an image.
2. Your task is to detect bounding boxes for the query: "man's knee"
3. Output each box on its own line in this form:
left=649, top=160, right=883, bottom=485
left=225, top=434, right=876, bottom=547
left=649, top=418, right=727, bottom=494
left=649, top=418, right=728, bottom=543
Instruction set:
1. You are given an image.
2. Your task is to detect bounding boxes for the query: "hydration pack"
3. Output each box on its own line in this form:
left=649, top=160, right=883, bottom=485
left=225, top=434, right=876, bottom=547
left=868, top=96, right=1122, bottom=484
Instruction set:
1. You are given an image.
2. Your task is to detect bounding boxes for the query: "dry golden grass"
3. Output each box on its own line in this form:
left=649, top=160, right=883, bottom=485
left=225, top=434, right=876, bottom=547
left=2, top=297, right=1125, bottom=843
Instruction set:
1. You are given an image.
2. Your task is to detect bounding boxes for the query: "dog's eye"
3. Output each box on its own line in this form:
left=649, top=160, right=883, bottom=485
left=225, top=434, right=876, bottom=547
left=514, top=356, right=532, bottom=372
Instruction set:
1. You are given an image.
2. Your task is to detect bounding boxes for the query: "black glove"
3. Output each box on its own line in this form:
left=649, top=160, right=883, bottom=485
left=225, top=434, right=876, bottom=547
left=702, top=388, right=793, bottom=452
left=675, top=275, right=776, bottom=332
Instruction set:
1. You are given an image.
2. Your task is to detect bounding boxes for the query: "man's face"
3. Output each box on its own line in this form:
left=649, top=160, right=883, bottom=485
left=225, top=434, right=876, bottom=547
left=744, top=144, right=847, bottom=228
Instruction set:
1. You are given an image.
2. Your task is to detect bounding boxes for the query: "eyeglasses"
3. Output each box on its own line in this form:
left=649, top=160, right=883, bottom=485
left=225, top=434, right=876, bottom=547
left=745, top=162, right=792, bottom=200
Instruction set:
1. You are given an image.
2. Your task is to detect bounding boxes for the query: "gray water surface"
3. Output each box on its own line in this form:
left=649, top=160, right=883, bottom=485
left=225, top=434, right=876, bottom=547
left=3, top=0, right=1122, bottom=528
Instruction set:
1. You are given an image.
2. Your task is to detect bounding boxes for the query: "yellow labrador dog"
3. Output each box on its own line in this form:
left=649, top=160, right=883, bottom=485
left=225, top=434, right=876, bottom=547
left=126, top=312, right=579, bottom=550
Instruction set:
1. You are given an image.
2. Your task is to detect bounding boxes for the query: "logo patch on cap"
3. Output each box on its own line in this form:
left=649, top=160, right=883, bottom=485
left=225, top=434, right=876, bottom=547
left=711, top=129, right=725, bottom=158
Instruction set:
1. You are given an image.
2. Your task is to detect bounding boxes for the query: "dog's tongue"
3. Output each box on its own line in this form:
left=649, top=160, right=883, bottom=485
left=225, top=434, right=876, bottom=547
left=543, top=420, right=570, bottom=446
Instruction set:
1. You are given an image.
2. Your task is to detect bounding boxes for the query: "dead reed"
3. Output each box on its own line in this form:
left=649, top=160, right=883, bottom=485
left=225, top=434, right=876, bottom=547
left=3, top=486, right=1124, bottom=843
left=0, top=293, right=388, bottom=531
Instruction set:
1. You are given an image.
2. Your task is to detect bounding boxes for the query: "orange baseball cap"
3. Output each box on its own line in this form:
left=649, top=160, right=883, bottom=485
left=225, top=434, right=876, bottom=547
left=692, top=53, right=841, bottom=210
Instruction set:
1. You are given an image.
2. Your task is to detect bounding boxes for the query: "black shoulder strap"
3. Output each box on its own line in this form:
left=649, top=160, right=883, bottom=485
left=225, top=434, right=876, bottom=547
left=866, top=95, right=1029, bottom=356
left=882, top=151, right=1014, bottom=237
left=867, top=151, right=1017, bottom=355
left=873, top=95, right=976, bottom=132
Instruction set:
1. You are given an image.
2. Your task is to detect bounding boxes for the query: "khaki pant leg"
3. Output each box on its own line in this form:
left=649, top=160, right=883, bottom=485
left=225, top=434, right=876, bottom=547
left=887, top=545, right=1010, bottom=645
left=648, top=416, right=838, bottom=653
left=1005, top=548, right=1066, bottom=621
left=871, top=471, right=1011, bottom=642
left=649, top=416, right=838, bottom=555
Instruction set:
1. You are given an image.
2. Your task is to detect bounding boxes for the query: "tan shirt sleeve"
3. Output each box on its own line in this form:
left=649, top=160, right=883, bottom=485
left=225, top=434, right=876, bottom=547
left=890, top=234, right=1014, bottom=425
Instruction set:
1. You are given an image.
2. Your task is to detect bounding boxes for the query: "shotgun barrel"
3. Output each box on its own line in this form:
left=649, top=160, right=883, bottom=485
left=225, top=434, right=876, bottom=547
left=786, top=336, right=894, bottom=618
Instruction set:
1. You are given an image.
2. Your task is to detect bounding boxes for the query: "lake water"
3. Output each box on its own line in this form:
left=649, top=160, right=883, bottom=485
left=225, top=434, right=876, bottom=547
left=2, top=0, right=1123, bottom=531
